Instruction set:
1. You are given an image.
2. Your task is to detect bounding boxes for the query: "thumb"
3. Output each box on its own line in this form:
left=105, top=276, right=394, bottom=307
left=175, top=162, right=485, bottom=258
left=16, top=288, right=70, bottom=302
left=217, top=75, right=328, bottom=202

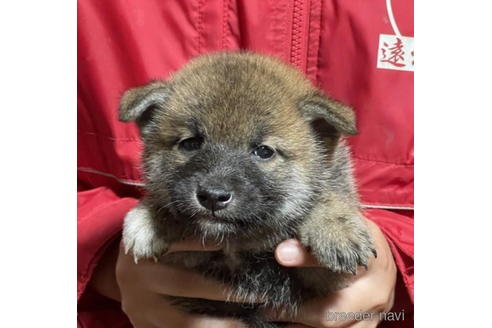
left=275, top=239, right=320, bottom=267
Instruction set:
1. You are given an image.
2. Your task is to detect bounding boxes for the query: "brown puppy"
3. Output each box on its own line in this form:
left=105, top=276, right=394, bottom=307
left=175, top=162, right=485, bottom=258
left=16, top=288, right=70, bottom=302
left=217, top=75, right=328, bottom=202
left=119, top=52, right=375, bottom=328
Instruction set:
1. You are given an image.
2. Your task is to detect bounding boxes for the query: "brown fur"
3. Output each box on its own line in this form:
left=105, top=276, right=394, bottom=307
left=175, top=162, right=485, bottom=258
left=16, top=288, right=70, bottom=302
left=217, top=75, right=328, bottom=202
left=119, top=52, right=375, bottom=328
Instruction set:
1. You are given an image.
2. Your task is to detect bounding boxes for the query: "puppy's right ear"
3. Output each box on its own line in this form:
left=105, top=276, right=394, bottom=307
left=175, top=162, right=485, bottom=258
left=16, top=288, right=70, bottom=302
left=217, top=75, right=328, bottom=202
left=119, top=81, right=170, bottom=128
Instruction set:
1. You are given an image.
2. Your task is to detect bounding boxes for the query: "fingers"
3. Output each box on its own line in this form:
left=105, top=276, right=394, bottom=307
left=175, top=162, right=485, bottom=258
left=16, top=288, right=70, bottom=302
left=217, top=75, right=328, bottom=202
left=270, top=293, right=381, bottom=328
left=275, top=239, right=320, bottom=267
left=119, top=238, right=263, bottom=303
left=266, top=292, right=359, bottom=328
left=165, top=304, right=248, bottom=328
left=127, top=294, right=247, bottom=328
left=186, top=315, right=248, bottom=328
left=341, top=318, right=380, bottom=328
left=145, top=262, right=240, bottom=302
left=118, top=249, right=261, bottom=303
left=270, top=266, right=393, bottom=327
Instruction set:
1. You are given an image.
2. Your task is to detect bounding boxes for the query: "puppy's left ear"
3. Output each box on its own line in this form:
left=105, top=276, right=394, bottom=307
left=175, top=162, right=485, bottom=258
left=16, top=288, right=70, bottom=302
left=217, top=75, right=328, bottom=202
left=119, top=81, right=170, bottom=128
left=299, top=92, right=357, bottom=135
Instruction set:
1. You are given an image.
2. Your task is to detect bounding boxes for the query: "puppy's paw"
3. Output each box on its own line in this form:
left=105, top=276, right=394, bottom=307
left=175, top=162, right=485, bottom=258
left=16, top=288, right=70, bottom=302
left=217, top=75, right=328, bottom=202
left=122, top=204, right=169, bottom=263
left=300, top=213, right=376, bottom=275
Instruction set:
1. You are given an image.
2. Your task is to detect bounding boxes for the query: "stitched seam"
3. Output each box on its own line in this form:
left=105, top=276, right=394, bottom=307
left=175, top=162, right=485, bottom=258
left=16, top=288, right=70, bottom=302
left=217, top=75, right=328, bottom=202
left=78, top=167, right=144, bottom=186
left=361, top=204, right=414, bottom=210
left=222, top=0, right=229, bottom=50
left=314, top=0, right=324, bottom=87
left=197, top=0, right=204, bottom=54
left=78, top=130, right=140, bottom=142
left=352, top=155, right=414, bottom=167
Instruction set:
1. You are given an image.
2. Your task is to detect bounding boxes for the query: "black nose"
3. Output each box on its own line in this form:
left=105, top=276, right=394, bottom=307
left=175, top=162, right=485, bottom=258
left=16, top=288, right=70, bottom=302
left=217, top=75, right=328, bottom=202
left=196, top=187, right=233, bottom=211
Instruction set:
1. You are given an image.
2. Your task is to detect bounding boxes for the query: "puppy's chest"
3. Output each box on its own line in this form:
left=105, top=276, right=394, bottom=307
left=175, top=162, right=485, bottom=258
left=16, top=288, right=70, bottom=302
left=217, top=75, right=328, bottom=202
left=221, top=246, right=283, bottom=275
left=221, top=246, right=243, bottom=271
left=164, top=247, right=278, bottom=277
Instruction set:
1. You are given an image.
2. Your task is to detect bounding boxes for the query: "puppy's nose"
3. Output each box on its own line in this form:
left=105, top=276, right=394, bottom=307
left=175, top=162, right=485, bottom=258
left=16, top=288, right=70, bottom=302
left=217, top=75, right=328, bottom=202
left=196, top=187, right=233, bottom=211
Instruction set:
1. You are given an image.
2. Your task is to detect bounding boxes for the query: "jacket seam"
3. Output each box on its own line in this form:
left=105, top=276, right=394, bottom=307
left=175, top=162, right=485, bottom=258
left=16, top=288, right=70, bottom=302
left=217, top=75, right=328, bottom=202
left=361, top=204, right=414, bottom=210
left=221, top=0, right=230, bottom=50
left=352, top=155, right=414, bottom=167
left=314, top=0, right=323, bottom=86
left=78, top=167, right=144, bottom=186
left=78, top=168, right=414, bottom=209
left=78, top=130, right=140, bottom=142
left=196, top=0, right=204, bottom=54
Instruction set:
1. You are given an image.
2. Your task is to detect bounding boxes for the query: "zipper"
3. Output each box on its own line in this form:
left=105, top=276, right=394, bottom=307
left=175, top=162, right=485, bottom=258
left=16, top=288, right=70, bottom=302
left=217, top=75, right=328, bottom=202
left=289, top=0, right=322, bottom=85
left=290, top=0, right=305, bottom=69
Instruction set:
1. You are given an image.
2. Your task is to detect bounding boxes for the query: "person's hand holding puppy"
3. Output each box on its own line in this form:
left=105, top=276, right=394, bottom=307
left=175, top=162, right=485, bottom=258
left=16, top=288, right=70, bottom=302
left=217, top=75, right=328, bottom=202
left=271, top=219, right=396, bottom=328
left=115, top=240, right=248, bottom=328
left=111, top=218, right=395, bottom=328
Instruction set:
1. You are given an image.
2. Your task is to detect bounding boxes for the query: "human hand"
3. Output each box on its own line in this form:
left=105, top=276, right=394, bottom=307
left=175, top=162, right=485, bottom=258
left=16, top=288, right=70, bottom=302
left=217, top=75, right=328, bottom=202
left=269, top=219, right=397, bottom=328
left=105, top=218, right=394, bottom=328
left=115, top=239, right=248, bottom=328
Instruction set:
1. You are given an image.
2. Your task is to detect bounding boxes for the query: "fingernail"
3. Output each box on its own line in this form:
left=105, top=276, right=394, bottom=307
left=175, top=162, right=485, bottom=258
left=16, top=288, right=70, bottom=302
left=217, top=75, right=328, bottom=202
left=278, top=242, right=300, bottom=263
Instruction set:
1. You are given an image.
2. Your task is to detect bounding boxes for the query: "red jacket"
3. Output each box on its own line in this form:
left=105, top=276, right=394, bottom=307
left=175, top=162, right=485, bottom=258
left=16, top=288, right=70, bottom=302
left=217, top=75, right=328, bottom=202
left=78, top=1, right=414, bottom=327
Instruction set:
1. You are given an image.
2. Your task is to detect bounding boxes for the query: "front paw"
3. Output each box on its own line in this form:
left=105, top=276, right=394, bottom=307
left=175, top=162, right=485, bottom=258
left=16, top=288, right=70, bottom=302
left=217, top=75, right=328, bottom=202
left=300, top=214, right=376, bottom=275
left=122, top=204, right=169, bottom=263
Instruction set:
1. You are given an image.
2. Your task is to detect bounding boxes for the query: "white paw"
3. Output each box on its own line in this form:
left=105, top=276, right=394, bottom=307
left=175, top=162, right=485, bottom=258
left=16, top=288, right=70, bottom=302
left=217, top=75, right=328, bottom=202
left=122, top=204, right=168, bottom=263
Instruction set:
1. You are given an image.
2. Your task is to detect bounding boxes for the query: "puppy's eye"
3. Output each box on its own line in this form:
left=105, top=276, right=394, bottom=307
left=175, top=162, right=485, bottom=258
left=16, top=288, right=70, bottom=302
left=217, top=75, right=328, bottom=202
left=252, top=145, right=275, bottom=160
left=179, top=137, right=203, bottom=151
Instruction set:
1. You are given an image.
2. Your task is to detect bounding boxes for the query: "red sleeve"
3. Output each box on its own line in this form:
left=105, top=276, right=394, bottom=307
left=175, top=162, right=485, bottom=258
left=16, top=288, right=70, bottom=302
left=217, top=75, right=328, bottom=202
left=77, top=186, right=137, bottom=301
left=364, top=208, right=414, bottom=325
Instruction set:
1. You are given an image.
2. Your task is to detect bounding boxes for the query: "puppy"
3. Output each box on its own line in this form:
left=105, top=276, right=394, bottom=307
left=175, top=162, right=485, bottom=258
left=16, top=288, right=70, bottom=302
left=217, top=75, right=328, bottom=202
left=119, top=52, right=375, bottom=328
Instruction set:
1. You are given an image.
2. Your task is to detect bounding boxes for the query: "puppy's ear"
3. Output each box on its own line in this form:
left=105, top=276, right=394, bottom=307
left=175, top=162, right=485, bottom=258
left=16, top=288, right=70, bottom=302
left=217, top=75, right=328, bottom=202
left=299, top=92, right=357, bottom=135
left=119, top=81, right=170, bottom=128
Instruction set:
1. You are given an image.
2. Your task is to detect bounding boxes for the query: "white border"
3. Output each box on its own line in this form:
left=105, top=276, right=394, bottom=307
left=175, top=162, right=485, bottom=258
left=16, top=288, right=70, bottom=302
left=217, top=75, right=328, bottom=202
left=416, top=1, right=492, bottom=327
left=0, top=1, right=76, bottom=326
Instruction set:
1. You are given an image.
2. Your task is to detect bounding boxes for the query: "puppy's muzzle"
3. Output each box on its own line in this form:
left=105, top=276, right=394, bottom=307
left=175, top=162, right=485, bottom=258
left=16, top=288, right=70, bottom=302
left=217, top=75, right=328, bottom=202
left=196, top=186, right=234, bottom=212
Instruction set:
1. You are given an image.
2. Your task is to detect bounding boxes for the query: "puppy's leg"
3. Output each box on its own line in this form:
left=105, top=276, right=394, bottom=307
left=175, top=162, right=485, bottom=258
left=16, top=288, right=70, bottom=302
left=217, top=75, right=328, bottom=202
left=299, top=193, right=376, bottom=275
left=122, top=202, right=169, bottom=263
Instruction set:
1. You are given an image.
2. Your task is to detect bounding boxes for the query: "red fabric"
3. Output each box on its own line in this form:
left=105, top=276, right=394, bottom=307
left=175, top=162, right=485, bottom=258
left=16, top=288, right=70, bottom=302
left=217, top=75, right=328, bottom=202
left=78, top=0, right=414, bottom=327
left=77, top=187, right=138, bottom=301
